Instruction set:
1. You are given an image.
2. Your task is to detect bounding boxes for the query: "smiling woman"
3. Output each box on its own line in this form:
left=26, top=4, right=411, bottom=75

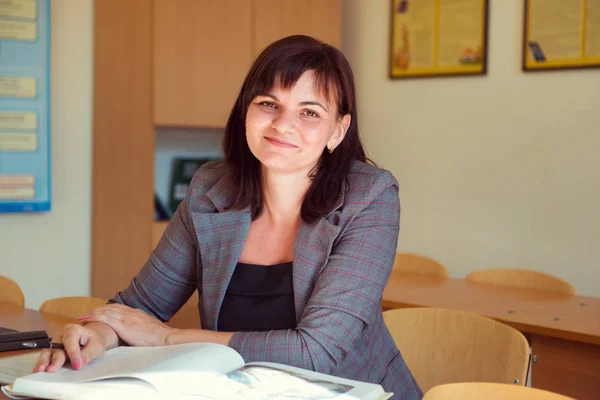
left=224, top=35, right=363, bottom=222
left=35, top=35, right=423, bottom=400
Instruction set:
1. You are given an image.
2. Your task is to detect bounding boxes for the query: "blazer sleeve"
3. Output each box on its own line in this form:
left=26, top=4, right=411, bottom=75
left=228, top=174, right=400, bottom=374
left=108, top=193, right=198, bottom=322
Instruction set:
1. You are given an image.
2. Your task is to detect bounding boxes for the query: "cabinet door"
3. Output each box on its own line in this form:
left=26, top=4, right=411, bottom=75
left=253, top=0, right=341, bottom=56
left=153, top=0, right=252, bottom=128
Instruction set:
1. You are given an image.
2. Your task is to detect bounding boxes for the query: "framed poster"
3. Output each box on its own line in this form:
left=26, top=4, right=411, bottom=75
left=390, top=0, right=489, bottom=79
left=0, top=0, right=51, bottom=212
left=523, top=0, right=600, bottom=71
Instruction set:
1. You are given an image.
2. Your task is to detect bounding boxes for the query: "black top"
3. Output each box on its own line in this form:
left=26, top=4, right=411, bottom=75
left=218, top=262, right=296, bottom=332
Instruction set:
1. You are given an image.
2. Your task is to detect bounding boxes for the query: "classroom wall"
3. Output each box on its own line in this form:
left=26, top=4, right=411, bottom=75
left=342, top=0, right=600, bottom=296
left=0, top=0, right=93, bottom=308
left=1, top=0, right=597, bottom=308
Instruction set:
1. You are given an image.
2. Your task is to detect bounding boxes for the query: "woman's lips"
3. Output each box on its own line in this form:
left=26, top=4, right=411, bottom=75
left=265, top=137, right=298, bottom=148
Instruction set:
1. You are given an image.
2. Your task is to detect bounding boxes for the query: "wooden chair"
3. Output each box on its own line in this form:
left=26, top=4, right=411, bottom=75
left=392, top=252, right=449, bottom=278
left=423, top=382, right=575, bottom=400
left=465, top=269, right=575, bottom=295
left=0, top=275, right=25, bottom=307
left=383, top=307, right=529, bottom=394
left=39, top=296, right=108, bottom=320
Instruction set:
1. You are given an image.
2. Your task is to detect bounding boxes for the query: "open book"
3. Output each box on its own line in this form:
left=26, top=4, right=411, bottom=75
left=1, top=343, right=392, bottom=400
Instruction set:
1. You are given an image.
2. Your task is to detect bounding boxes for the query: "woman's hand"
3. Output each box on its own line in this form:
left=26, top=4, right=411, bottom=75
left=82, top=303, right=176, bottom=347
left=33, top=321, right=117, bottom=373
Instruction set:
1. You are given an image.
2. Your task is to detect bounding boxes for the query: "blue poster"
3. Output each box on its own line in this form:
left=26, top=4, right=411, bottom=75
left=0, top=0, right=51, bottom=212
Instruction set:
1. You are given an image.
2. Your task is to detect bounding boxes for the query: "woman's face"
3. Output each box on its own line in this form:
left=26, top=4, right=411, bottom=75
left=245, top=70, right=350, bottom=175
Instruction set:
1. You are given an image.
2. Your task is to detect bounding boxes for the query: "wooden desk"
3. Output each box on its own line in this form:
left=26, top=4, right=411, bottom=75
left=383, top=273, right=600, bottom=399
left=0, top=303, right=74, bottom=400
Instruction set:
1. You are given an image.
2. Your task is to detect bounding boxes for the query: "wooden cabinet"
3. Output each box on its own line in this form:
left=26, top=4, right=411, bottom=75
left=153, top=0, right=253, bottom=128
left=153, top=0, right=341, bottom=128
left=253, top=0, right=341, bottom=55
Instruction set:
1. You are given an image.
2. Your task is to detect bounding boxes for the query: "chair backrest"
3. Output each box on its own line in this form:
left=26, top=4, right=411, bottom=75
left=423, top=382, right=574, bottom=400
left=383, top=307, right=529, bottom=394
left=392, top=252, right=449, bottom=278
left=465, top=268, right=575, bottom=295
left=0, top=275, right=25, bottom=307
left=39, top=296, right=108, bottom=320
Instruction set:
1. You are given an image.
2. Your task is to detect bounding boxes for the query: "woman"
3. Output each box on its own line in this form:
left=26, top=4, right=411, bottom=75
left=35, top=35, right=422, bottom=399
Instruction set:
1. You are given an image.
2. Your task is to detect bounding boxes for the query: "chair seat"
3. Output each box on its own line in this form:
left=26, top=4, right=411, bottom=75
left=39, top=296, right=108, bottom=320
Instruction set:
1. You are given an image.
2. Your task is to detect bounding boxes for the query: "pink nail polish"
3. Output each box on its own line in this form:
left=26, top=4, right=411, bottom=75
left=72, top=360, right=81, bottom=370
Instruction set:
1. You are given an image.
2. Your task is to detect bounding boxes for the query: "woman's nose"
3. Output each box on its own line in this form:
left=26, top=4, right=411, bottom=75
left=271, top=110, right=297, bottom=135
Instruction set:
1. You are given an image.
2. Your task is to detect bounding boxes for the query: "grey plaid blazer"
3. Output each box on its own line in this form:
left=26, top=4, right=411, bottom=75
left=112, top=160, right=422, bottom=399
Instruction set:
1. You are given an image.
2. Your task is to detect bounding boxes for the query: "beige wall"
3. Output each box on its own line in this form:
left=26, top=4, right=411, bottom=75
left=0, top=0, right=93, bottom=308
left=342, top=0, right=600, bottom=296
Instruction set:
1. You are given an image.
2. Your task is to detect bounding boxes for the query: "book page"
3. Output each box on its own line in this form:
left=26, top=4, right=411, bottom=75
left=10, top=343, right=245, bottom=398
left=198, top=362, right=388, bottom=400
left=0, top=352, right=39, bottom=384
left=3, top=378, right=161, bottom=400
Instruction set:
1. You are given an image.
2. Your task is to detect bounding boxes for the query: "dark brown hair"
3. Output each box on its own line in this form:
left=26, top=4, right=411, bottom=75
left=222, top=35, right=370, bottom=222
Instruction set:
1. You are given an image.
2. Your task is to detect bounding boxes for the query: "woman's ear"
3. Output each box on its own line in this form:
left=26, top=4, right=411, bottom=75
left=327, top=114, right=351, bottom=151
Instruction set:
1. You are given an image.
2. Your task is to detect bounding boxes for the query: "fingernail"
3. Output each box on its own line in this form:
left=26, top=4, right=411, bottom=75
left=78, top=315, right=91, bottom=320
left=72, top=359, right=81, bottom=370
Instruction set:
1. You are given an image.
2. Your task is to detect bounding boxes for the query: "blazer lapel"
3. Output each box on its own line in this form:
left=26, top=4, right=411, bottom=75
left=190, top=173, right=251, bottom=331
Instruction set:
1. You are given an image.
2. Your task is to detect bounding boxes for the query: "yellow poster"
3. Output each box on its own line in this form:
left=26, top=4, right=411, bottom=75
left=525, top=0, right=600, bottom=70
left=0, top=133, right=37, bottom=151
left=390, top=0, right=488, bottom=78
left=0, top=20, right=37, bottom=41
left=0, top=111, right=37, bottom=130
left=586, top=0, right=600, bottom=58
left=0, top=0, right=37, bottom=20
left=0, top=76, right=36, bottom=98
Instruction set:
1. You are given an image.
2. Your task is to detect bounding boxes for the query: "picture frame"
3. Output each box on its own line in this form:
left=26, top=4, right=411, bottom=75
left=523, top=0, right=600, bottom=72
left=389, top=0, right=490, bottom=79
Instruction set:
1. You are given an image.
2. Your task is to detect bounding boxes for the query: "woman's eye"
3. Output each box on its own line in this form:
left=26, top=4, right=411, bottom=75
left=304, top=110, right=319, bottom=118
left=259, top=101, right=277, bottom=108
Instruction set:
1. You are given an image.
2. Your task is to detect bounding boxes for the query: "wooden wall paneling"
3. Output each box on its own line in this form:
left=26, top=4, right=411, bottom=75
left=92, top=0, right=154, bottom=299
left=153, top=0, right=253, bottom=128
left=252, top=0, right=341, bottom=55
